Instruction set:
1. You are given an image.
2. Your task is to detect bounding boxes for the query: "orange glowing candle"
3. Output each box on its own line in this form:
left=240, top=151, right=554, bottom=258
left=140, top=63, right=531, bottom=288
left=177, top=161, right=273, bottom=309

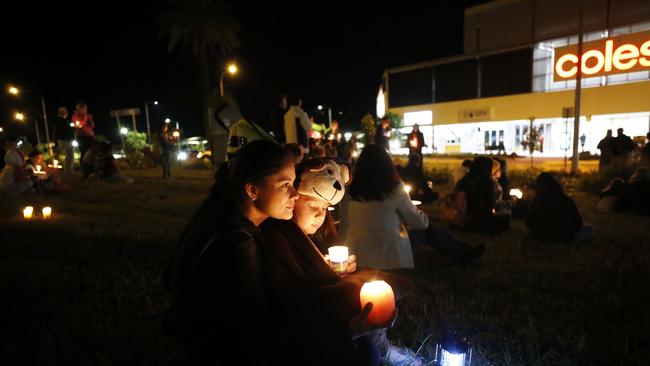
left=23, top=206, right=34, bottom=220
left=42, top=207, right=52, bottom=220
left=359, top=281, right=395, bottom=324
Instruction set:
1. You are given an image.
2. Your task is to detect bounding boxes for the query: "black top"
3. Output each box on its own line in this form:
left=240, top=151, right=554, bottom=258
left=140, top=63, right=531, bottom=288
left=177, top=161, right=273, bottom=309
left=52, top=116, right=75, bottom=141
left=269, top=107, right=286, bottom=143
left=525, top=193, right=583, bottom=242
left=171, top=204, right=269, bottom=365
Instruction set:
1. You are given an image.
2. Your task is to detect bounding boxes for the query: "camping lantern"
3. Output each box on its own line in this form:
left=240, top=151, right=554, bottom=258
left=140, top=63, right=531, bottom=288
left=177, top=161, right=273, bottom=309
left=435, top=332, right=472, bottom=366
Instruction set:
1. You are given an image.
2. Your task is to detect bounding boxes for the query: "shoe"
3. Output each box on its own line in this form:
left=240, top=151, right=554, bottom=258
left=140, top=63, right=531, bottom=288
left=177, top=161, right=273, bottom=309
left=382, top=345, right=426, bottom=366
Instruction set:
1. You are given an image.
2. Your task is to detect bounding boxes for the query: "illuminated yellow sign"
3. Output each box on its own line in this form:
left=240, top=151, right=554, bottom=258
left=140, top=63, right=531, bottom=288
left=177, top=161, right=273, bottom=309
left=554, top=30, right=650, bottom=81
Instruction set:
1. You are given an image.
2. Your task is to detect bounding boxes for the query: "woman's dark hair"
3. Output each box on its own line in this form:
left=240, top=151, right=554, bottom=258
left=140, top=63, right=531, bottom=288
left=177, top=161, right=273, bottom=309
left=28, top=150, right=42, bottom=159
left=202, top=140, right=291, bottom=212
left=349, top=144, right=400, bottom=201
left=534, top=172, right=565, bottom=198
left=456, top=156, right=493, bottom=191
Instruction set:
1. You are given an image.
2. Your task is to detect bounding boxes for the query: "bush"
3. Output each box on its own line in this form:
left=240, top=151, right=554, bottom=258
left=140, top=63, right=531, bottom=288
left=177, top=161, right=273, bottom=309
left=124, top=132, right=156, bottom=169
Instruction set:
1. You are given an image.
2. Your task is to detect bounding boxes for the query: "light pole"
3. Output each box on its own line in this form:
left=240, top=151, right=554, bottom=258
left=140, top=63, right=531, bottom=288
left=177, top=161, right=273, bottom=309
left=14, top=111, right=41, bottom=145
left=8, top=86, right=50, bottom=149
left=219, top=63, right=238, bottom=97
left=144, top=100, right=158, bottom=143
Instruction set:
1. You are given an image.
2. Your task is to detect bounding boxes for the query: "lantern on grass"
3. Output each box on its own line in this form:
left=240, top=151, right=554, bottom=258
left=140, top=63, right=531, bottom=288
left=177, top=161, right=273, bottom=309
left=435, top=332, right=472, bottom=366
left=23, top=206, right=34, bottom=220
left=42, top=207, right=52, bottom=220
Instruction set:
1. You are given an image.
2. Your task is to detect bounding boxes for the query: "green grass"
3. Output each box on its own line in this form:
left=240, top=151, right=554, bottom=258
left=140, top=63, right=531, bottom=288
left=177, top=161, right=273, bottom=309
left=1, top=167, right=649, bottom=365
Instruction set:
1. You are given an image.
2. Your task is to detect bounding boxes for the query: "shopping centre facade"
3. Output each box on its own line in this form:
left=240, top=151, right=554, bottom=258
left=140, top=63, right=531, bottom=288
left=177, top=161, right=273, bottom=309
left=379, top=0, right=650, bottom=157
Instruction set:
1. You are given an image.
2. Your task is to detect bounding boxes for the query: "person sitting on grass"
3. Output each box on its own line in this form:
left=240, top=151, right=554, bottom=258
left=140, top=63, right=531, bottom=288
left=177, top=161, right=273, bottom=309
left=342, top=145, right=484, bottom=271
left=447, top=159, right=472, bottom=190
left=598, top=168, right=650, bottom=216
left=261, top=157, right=422, bottom=366
left=24, top=150, right=68, bottom=192
left=83, top=141, right=134, bottom=184
left=0, top=137, right=34, bottom=196
left=451, top=156, right=511, bottom=234
left=525, top=172, right=592, bottom=243
left=396, top=153, right=438, bottom=204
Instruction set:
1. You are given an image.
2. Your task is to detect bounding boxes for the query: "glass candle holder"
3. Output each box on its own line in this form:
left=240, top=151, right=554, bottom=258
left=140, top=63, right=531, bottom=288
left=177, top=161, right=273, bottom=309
left=327, top=246, right=349, bottom=273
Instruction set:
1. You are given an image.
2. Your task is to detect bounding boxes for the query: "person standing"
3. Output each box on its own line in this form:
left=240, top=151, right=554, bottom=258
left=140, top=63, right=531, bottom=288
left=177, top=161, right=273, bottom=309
left=597, top=129, right=614, bottom=171
left=160, top=123, right=174, bottom=179
left=407, top=124, right=425, bottom=159
left=269, top=94, right=288, bottom=143
left=284, top=95, right=311, bottom=153
left=375, top=117, right=391, bottom=151
left=51, top=106, right=75, bottom=174
left=71, top=102, right=95, bottom=168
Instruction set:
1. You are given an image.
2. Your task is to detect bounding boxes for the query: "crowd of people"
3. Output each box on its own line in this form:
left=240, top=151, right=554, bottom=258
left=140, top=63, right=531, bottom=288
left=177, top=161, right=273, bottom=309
left=0, top=102, right=136, bottom=197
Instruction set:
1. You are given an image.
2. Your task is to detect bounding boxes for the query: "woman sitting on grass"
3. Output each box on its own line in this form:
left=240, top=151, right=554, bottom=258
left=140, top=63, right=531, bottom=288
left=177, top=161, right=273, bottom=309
left=83, top=141, right=134, bottom=184
left=341, top=145, right=483, bottom=270
left=261, top=157, right=421, bottom=366
left=525, top=172, right=592, bottom=243
left=451, top=156, right=511, bottom=234
left=0, top=137, right=34, bottom=196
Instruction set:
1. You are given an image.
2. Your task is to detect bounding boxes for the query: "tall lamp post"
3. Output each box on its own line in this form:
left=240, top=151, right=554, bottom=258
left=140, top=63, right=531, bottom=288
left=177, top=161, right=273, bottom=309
left=8, top=86, right=50, bottom=149
left=317, top=105, right=333, bottom=126
left=144, top=100, right=159, bottom=143
left=14, top=111, right=41, bottom=144
left=219, top=63, right=238, bottom=97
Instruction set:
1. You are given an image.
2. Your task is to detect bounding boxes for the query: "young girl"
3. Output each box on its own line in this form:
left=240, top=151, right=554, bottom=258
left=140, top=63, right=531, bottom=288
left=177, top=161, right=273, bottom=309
left=0, top=138, right=34, bottom=196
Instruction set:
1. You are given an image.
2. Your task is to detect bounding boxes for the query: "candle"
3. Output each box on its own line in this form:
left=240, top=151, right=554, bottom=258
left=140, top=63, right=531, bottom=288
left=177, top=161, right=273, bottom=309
left=23, top=206, right=34, bottom=220
left=42, top=207, right=52, bottom=220
left=359, top=281, right=395, bottom=324
left=509, top=188, right=523, bottom=199
left=404, top=184, right=412, bottom=195
left=327, top=246, right=349, bottom=273
left=328, top=206, right=335, bottom=211
left=411, top=200, right=422, bottom=206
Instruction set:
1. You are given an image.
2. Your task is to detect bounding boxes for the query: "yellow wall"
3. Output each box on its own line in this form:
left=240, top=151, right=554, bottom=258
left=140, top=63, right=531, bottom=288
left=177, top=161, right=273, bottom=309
left=390, top=80, right=650, bottom=124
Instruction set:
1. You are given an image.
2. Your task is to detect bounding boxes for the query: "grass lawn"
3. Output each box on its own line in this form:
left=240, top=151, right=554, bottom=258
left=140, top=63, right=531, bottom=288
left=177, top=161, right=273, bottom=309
left=1, top=166, right=649, bottom=365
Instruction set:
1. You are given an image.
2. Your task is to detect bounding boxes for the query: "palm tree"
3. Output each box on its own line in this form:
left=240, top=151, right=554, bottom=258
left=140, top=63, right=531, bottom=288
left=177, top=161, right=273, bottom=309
left=158, top=0, right=241, bottom=137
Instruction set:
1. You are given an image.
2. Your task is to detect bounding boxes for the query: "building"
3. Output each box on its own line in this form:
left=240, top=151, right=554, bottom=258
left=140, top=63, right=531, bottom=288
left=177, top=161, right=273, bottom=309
left=379, top=0, right=650, bottom=157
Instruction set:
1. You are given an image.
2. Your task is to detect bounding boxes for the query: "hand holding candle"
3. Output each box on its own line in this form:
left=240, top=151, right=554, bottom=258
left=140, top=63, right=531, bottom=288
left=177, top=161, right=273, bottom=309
left=359, top=280, right=396, bottom=324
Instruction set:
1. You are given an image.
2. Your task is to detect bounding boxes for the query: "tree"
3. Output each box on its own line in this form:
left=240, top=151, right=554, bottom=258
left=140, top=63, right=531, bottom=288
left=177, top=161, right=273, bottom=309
left=157, top=0, right=241, bottom=138
left=521, top=119, right=544, bottom=168
left=360, top=114, right=376, bottom=145
left=383, top=111, right=402, bottom=129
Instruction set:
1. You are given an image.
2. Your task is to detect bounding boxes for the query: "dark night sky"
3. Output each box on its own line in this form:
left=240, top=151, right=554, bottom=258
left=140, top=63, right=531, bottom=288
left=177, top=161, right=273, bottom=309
left=0, top=0, right=488, bottom=144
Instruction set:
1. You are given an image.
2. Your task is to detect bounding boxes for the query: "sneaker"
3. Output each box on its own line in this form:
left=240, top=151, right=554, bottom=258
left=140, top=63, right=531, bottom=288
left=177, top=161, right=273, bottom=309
left=382, top=345, right=426, bottom=366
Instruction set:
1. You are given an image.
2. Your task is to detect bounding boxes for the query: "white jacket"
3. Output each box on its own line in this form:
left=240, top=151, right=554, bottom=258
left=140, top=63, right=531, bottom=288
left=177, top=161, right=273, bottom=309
left=340, top=181, right=429, bottom=270
left=284, top=105, right=311, bottom=145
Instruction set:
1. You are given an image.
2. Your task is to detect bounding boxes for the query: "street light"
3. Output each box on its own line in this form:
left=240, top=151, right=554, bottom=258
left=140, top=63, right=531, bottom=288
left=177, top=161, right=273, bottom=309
left=14, top=111, right=41, bottom=144
left=219, top=62, right=238, bottom=97
left=316, top=104, right=332, bottom=125
left=164, top=118, right=171, bottom=124
left=7, top=85, right=50, bottom=148
left=144, top=100, right=159, bottom=143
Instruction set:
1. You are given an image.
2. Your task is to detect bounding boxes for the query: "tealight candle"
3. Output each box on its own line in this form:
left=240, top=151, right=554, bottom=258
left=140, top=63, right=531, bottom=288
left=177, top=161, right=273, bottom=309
left=509, top=188, right=523, bottom=199
left=327, top=246, right=349, bottom=273
left=404, top=184, right=412, bottom=195
left=328, top=206, right=335, bottom=211
left=359, top=280, right=395, bottom=324
left=23, top=206, right=34, bottom=220
left=42, top=207, right=52, bottom=220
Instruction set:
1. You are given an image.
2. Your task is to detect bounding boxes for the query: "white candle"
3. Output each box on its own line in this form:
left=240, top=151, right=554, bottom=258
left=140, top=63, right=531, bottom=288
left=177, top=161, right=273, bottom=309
left=359, top=281, right=395, bottom=324
left=23, top=206, right=34, bottom=220
left=404, top=184, right=412, bottom=195
left=328, top=206, right=335, bottom=211
left=42, top=207, right=52, bottom=220
left=327, top=246, right=349, bottom=273
left=411, top=200, right=422, bottom=206
left=509, top=188, right=523, bottom=199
